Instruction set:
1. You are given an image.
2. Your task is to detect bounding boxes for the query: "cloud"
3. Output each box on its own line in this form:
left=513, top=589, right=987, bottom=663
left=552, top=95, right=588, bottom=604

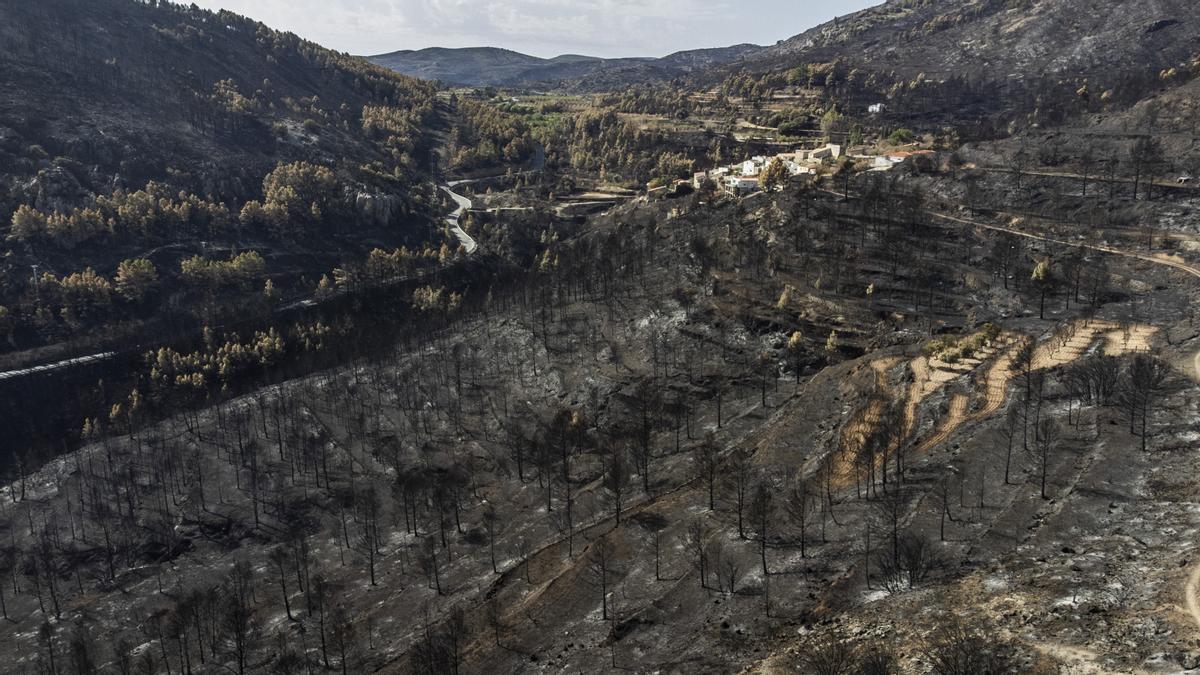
left=190, top=0, right=880, bottom=58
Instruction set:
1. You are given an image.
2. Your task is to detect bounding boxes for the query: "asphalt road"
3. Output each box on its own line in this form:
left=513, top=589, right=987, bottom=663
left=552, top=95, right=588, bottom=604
left=440, top=184, right=478, bottom=254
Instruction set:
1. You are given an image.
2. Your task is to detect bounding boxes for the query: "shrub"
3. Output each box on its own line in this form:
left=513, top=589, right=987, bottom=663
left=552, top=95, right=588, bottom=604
left=115, top=258, right=159, bottom=303
left=778, top=119, right=809, bottom=137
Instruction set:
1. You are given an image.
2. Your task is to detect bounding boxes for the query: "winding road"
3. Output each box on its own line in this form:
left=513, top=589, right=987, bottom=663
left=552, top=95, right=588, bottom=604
left=441, top=185, right=478, bottom=254
left=0, top=351, right=117, bottom=381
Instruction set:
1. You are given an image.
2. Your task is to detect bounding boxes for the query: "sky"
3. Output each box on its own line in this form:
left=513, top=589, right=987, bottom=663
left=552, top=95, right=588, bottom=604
left=189, top=0, right=881, bottom=58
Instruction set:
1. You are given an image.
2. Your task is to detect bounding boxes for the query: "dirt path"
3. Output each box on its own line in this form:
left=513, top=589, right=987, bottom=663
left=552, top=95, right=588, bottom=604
left=819, top=185, right=1200, bottom=280
left=970, top=165, right=1200, bottom=193
left=932, top=212, right=1200, bottom=280
left=1183, top=352, right=1200, bottom=636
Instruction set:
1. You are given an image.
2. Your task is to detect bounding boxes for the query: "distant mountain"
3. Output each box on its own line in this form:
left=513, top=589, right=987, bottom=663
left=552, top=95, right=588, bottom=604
left=368, top=44, right=762, bottom=87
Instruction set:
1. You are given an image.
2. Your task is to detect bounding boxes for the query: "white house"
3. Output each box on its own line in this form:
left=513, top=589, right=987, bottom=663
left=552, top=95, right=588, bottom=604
left=725, top=175, right=759, bottom=196
left=783, top=160, right=813, bottom=176
left=741, top=160, right=760, bottom=176
left=693, top=171, right=709, bottom=189
left=868, top=103, right=886, bottom=114
left=872, top=150, right=935, bottom=170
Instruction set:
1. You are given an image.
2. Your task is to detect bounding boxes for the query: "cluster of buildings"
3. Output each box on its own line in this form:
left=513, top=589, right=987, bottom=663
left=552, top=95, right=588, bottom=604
left=693, top=143, right=845, bottom=196
left=688, top=143, right=937, bottom=198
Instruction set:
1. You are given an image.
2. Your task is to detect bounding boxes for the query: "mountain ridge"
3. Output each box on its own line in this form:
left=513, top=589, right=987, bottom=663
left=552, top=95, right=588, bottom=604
left=368, top=43, right=763, bottom=87
left=731, top=0, right=1198, bottom=84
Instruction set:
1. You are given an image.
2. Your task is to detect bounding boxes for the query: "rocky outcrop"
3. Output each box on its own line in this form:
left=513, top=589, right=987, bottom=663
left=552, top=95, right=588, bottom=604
left=24, top=166, right=93, bottom=213
left=353, top=190, right=405, bottom=228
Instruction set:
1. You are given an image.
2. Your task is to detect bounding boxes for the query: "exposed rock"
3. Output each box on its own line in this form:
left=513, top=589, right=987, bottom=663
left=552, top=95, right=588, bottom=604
left=24, top=165, right=93, bottom=213
left=354, top=190, right=403, bottom=227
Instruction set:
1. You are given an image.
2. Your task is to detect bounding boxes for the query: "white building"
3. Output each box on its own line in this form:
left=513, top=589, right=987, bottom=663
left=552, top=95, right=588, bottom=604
left=741, top=160, right=760, bottom=176
left=809, top=143, right=843, bottom=160
left=872, top=150, right=934, bottom=170
left=868, top=103, right=886, bottom=114
left=725, top=175, right=759, bottom=196
left=783, top=160, right=814, bottom=176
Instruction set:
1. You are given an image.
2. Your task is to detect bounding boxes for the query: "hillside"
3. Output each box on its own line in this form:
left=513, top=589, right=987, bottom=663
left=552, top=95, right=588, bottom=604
left=0, top=0, right=439, bottom=216
left=0, top=0, right=544, bottom=463
left=0, top=0, right=452, bottom=367
left=7, top=1, right=1200, bottom=674
left=3, top=158, right=1200, bottom=673
left=368, top=44, right=762, bottom=88
left=716, top=0, right=1200, bottom=125
left=760, top=0, right=1197, bottom=78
